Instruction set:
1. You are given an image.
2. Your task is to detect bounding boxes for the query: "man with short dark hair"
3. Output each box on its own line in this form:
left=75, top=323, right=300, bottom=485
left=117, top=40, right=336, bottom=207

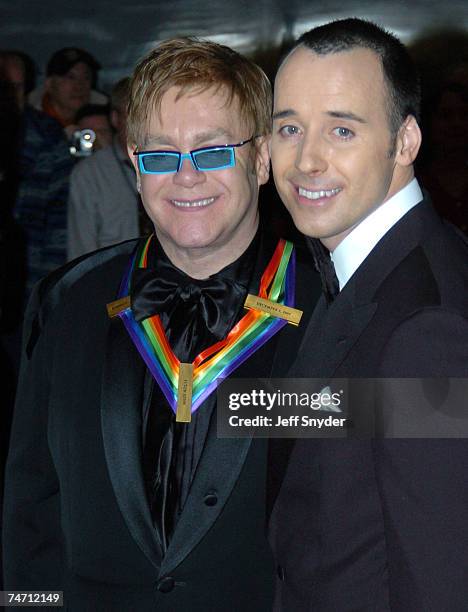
left=269, top=18, right=468, bottom=611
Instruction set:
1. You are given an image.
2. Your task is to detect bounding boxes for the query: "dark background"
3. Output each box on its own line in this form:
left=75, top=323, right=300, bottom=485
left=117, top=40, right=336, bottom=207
left=3, top=0, right=468, bottom=91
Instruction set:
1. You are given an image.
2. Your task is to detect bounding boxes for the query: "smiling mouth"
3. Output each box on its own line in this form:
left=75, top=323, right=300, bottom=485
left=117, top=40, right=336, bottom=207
left=298, top=187, right=341, bottom=200
left=171, top=197, right=216, bottom=208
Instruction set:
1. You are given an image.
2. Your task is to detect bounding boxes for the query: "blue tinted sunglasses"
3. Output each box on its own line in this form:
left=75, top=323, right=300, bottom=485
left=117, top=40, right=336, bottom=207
left=133, top=137, right=253, bottom=174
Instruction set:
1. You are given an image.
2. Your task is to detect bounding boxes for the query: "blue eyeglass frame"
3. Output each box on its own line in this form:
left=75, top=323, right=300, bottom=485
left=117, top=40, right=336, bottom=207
left=133, top=137, right=254, bottom=174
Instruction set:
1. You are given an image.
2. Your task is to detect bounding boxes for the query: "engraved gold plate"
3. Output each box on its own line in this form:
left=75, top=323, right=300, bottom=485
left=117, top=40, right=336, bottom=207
left=106, top=296, right=131, bottom=318
left=176, top=363, right=194, bottom=422
left=244, top=294, right=303, bottom=326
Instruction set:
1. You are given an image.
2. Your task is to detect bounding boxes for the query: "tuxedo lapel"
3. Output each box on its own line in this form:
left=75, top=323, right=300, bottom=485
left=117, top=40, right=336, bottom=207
left=268, top=199, right=447, bottom=525
left=293, top=199, right=438, bottom=379
left=159, top=422, right=252, bottom=576
left=101, top=315, right=163, bottom=569
left=267, top=245, right=323, bottom=519
left=292, top=291, right=377, bottom=378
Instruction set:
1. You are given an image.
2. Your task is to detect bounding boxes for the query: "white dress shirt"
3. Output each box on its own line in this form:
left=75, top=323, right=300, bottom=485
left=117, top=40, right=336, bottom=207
left=331, top=178, right=424, bottom=290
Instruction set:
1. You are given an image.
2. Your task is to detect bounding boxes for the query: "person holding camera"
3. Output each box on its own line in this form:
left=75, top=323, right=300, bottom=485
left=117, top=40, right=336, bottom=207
left=67, top=78, right=146, bottom=259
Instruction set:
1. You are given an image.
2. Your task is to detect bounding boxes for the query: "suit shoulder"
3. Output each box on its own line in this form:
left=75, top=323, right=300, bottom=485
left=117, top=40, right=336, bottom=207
left=377, top=222, right=467, bottom=316
left=24, top=239, right=139, bottom=359
left=36, top=239, right=138, bottom=313
left=421, top=219, right=468, bottom=309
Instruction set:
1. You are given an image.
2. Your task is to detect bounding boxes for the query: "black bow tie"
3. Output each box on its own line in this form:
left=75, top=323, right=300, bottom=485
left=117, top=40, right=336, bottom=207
left=131, top=257, right=247, bottom=362
left=307, top=238, right=339, bottom=304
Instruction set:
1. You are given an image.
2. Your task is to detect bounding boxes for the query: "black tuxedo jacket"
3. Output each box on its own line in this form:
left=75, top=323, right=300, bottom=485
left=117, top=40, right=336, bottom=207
left=269, top=199, right=468, bottom=611
left=3, top=233, right=316, bottom=611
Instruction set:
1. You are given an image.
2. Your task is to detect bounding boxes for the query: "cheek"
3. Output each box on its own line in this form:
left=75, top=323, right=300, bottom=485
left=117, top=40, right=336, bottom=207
left=221, top=164, right=253, bottom=197
left=332, top=147, right=374, bottom=181
left=271, top=147, right=291, bottom=177
left=140, top=176, right=165, bottom=203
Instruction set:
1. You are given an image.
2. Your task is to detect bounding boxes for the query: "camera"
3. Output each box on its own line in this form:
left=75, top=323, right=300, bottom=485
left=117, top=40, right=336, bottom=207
left=69, top=128, right=96, bottom=157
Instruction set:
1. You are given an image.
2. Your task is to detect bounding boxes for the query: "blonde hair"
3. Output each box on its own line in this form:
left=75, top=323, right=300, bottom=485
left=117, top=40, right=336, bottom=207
left=127, top=37, right=272, bottom=146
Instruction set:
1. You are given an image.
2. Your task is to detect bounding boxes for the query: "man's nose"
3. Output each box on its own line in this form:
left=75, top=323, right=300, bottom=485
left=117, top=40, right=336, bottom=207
left=173, top=155, right=207, bottom=187
left=295, top=136, right=328, bottom=175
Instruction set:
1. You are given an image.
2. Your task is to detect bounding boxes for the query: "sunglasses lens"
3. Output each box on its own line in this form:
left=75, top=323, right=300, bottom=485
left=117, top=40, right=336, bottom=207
left=194, top=148, right=233, bottom=170
left=141, top=153, right=179, bottom=173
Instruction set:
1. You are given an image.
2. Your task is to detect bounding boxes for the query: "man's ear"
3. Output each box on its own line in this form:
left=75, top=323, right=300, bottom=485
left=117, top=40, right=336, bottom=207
left=254, top=135, right=271, bottom=186
left=395, top=115, right=422, bottom=167
left=127, top=144, right=139, bottom=174
left=127, top=144, right=141, bottom=193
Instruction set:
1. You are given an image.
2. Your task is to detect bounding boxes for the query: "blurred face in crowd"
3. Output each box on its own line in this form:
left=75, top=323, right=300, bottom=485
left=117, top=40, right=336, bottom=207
left=77, top=113, right=113, bottom=151
left=129, top=85, right=269, bottom=271
left=271, top=46, right=421, bottom=251
left=1, top=55, right=26, bottom=109
left=46, top=61, right=93, bottom=120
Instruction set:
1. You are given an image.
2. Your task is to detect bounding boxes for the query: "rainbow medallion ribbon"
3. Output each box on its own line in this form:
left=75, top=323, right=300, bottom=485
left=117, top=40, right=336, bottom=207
left=108, top=236, right=300, bottom=422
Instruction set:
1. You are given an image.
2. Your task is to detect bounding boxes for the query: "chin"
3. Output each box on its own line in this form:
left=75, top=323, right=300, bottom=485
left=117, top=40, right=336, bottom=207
left=286, top=212, right=315, bottom=238
left=168, top=230, right=221, bottom=251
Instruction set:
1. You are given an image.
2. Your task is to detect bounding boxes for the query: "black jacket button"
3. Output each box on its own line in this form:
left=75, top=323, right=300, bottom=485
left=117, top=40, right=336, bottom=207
left=277, top=565, right=286, bottom=581
left=157, top=577, right=175, bottom=593
left=203, top=491, right=218, bottom=506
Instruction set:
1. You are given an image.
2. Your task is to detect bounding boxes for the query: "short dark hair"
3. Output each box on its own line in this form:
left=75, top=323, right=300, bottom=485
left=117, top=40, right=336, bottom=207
left=47, top=47, right=100, bottom=87
left=294, top=18, right=421, bottom=137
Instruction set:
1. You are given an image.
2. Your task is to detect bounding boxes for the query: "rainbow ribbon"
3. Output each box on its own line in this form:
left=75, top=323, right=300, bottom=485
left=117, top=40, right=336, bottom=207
left=116, top=236, right=295, bottom=415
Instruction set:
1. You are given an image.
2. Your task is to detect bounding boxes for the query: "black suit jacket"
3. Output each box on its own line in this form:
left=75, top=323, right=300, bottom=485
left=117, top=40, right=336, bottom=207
left=269, top=199, right=468, bottom=611
left=3, top=232, right=315, bottom=611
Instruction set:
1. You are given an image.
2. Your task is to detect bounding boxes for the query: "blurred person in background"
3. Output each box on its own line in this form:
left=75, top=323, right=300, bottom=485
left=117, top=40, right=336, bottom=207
left=28, top=47, right=107, bottom=138
left=74, top=103, right=113, bottom=152
left=12, top=54, right=75, bottom=299
left=0, top=50, right=35, bottom=110
left=67, top=77, right=147, bottom=259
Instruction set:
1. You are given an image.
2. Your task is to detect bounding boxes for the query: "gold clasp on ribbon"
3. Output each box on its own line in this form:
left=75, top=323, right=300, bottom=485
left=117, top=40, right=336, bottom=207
left=244, top=294, right=303, bottom=326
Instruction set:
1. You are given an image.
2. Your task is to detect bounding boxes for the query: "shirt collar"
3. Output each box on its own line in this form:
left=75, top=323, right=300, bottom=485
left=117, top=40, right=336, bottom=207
left=330, top=178, right=423, bottom=290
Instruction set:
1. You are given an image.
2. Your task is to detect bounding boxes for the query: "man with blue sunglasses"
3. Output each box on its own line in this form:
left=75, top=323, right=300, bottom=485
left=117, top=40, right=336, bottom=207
left=4, top=37, right=319, bottom=610
left=134, top=137, right=253, bottom=174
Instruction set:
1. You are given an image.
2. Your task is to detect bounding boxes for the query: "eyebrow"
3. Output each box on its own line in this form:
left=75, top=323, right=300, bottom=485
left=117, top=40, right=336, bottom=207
left=272, top=109, right=367, bottom=124
left=143, top=128, right=234, bottom=149
left=326, top=110, right=366, bottom=124
left=272, top=109, right=296, bottom=121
